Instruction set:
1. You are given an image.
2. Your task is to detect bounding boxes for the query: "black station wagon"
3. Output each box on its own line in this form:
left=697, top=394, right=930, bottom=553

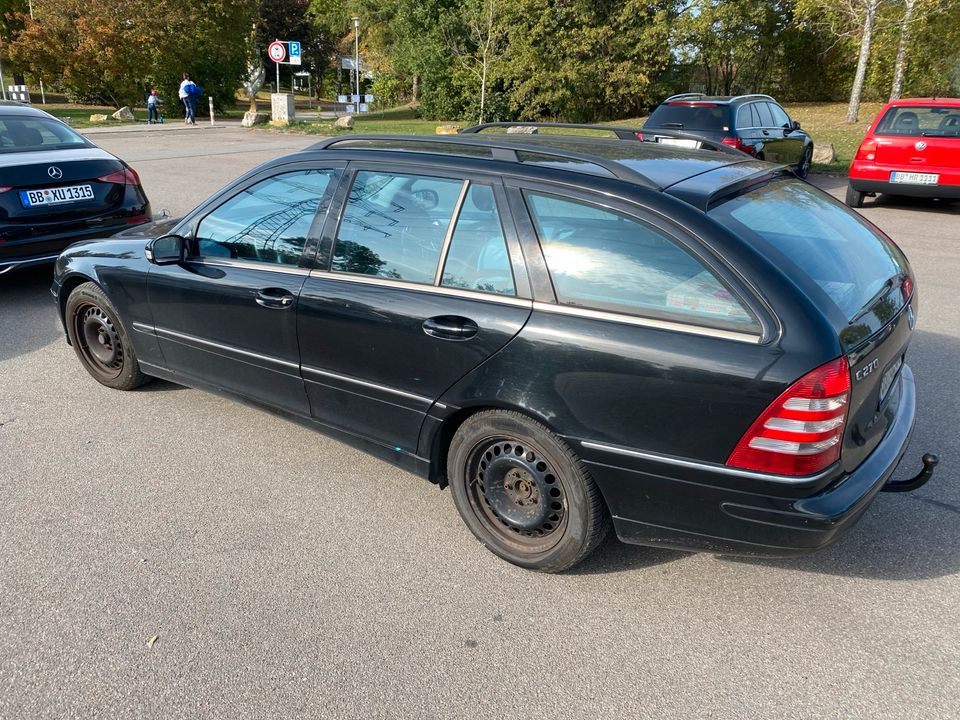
left=52, top=124, right=937, bottom=572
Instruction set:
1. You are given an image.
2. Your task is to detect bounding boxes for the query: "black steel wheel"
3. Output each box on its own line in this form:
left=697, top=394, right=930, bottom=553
left=448, top=410, right=609, bottom=572
left=65, top=282, right=149, bottom=390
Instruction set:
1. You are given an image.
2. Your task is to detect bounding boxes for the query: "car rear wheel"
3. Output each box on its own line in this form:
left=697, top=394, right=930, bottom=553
left=65, top=282, right=149, bottom=390
left=797, top=146, right=813, bottom=178
left=447, top=410, right=610, bottom=572
left=845, top=184, right=866, bottom=208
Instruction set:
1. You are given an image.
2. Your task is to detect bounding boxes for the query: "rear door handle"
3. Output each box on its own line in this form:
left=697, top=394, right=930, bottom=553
left=255, top=288, right=295, bottom=309
left=422, top=315, right=479, bottom=340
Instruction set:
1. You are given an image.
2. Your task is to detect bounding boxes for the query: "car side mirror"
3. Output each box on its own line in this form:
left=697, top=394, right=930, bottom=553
left=145, top=234, right=184, bottom=265
left=792, top=120, right=801, bottom=130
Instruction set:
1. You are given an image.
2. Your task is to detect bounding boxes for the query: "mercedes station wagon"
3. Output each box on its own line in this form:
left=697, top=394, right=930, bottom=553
left=52, top=125, right=937, bottom=572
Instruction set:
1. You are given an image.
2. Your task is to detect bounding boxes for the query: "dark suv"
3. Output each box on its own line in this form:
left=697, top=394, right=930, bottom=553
left=643, top=93, right=814, bottom=177
left=52, top=124, right=934, bottom=572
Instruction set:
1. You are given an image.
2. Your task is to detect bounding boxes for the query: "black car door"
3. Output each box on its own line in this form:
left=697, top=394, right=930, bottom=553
left=146, top=162, right=343, bottom=415
left=767, top=102, right=804, bottom=165
left=296, top=163, right=532, bottom=454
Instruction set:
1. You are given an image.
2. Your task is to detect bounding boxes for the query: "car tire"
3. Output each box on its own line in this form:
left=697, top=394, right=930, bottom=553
left=797, top=145, right=813, bottom=178
left=845, top=184, right=866, bottom=209
left=65, top=282, right=150, bottom=391
left=447, top=410, right=610, bottom=572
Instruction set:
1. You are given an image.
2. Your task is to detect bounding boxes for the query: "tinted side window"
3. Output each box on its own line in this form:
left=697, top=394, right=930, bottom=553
left=736, top=105, right=752, bottom=129
left=748, top=104, right=763, bottom=128
left=526, top=193, right=759, bottom=333
left=333, top=171, right=463, bottom=284
left=195, top=169, right=336, bottom=266
left=754, top=102, right=775, bottom=127
left=767, top=103, right=791, bottom=128
left=441, top=184, right=515, bottom=296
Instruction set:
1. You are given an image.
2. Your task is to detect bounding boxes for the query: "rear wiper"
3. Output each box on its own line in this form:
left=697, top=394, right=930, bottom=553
left=921, top=131, right=959, bottom=137
left=851, top=276, right=896, bottom=323
left=660, top=122, right=684, bottom=128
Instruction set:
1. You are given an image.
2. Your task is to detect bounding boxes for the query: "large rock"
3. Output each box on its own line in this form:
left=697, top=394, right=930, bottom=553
left=112, top=106, right=134, bottom=121
left=506, top=125, right=538, bottom=134
left=434, top=124, right=460, bottom=135
left=89, top=114, right=108, bottom=122
left=241, top=111, right=268, bottom=128
left=812, top=142, right=836, bottom=164
left=335, top=115, right=355, bottom=129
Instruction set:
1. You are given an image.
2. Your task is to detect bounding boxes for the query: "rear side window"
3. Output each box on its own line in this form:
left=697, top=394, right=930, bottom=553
left=645, top=103, right=730, bottom=131
left=753, top=102, right=774, bottom=128
left=333, top=171, right=464, bottom=284
left=875, top=105, right=960, bottom=137
left=709, top=179, right=907, bottom=320
left=441, top=185, right=515, bottom=296
left=526, top=192, right=759, bottom=333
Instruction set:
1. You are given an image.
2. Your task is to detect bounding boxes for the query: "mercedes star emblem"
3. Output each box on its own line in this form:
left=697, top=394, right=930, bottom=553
left=47, top=166, right=63, bottom=179
left=915, top=141, right=927, bottom=151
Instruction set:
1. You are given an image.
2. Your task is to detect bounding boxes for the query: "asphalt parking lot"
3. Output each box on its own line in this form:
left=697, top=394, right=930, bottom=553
left=1, top=125, right=958, bottom=718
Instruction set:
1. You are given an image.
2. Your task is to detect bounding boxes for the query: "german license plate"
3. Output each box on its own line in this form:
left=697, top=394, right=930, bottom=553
left=890, top=171, right=939, bottom=185
left=880, top=356, right=904, bottom=402
left=19, top=184, right=94, bottom=207
left=656, top=137, right=700, bottom=149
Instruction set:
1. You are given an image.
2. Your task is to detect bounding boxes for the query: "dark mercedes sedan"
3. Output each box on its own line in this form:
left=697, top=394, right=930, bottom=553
left=51, top=125, right=936, bottom=572
left=0, top=103, right=150, bottom=275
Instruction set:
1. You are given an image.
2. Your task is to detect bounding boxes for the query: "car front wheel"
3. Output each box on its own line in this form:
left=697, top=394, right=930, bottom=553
left=845, top=184, right=866, bottom=209
left=65, top=282, right=150, bottom=390
left=447, top=410, right=610, bottom=572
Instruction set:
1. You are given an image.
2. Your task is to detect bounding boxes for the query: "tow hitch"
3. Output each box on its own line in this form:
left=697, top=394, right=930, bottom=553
left=883, top=452, right=940, bottom=493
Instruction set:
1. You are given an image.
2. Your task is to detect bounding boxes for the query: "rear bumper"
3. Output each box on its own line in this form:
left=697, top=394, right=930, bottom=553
left=579, top=365, right=919, bottom=557
left=849, top=164, right=960, bottom=198
left=0, top=220, right=148, bottom=275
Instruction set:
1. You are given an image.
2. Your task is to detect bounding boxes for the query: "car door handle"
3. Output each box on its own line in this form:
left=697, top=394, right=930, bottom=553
left=255, top=288, right=295, bottom=309
left=422, top=315, right=479, bottom=340
left=762, top=129, right=770, bottom=136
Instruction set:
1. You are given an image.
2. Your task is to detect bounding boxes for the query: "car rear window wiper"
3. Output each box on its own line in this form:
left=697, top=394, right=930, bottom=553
left=921, top=131, right=960, bottom=137
left=850, top=276, right=896, bottom=323
left=659, top=122, right=684, bottom=128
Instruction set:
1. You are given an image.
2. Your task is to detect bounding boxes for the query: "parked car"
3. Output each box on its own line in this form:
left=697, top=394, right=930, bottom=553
left=846, top=97, right=960, bottom=208
left=0, top=102, right=150, bottom=276
left=52, top=125, right=936, bottom=572
left=643, top=93, right=814, bottom=177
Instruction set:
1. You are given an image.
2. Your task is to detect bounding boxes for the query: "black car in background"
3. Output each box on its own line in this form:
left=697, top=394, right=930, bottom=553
left=52, top=126, right=935, bottom=572
left=0, top=103, right=150, bottom=275
left=643, top=93, right=815, bottom=177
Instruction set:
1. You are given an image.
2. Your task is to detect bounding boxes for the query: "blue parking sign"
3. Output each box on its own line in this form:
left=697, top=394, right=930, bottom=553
left=289, top=42, right=301, bottom=57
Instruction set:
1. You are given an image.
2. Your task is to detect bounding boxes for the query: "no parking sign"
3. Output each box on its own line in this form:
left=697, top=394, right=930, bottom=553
left=268, top=41, right=287, bottom=63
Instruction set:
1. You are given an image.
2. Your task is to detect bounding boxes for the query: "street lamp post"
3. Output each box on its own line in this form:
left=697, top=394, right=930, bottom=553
left=353, top=16, right=360, bottom=102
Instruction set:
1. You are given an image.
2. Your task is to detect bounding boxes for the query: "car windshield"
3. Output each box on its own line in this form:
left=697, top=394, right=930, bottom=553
left=0, top=116, right=91, bottom=153
left=874, top=105, right=960, bottom=137
left=709, top=179, right=907, bottom=321
left=645, top=103, right=729, bottom=131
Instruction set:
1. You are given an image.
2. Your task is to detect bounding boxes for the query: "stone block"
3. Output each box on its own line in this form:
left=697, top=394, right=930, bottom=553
left=270, top=93, right=296, bottom=123
left=335, top=115, right=355, bottom=129
left=241, top=111, right=269, bottom=128
left=89, top=114, right=108, bottom=122
left=435, top=124, right=461, bottom=135
left=112, top=106, right=134, bottom=121
left=812, top=142, right=836, bottom=164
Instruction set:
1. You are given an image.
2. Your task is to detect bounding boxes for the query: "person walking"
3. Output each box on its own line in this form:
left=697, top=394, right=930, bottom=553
left=179, top=73, right=198, bottom=125
left=147, top=89, right=160, bottom=124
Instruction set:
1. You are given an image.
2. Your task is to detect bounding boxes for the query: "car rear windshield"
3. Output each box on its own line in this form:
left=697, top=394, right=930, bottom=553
left=0, top=116, right=91, bottom=153
left=709, top=179, right=907, bottom=321
left=874, top=105, right=960, bottom=137
left=645, top=103, right=729, bottom=131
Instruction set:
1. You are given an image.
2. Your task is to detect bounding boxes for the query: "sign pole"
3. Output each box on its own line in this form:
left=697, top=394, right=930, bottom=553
left=353, top=17, right=360, bottom=100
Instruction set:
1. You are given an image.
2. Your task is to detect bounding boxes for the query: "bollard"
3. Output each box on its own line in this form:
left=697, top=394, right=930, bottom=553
left=209, top=96, right=214, bottom=126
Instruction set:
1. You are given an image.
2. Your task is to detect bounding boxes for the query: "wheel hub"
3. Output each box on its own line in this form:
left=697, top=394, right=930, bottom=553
left=473, top=440, right=565, bottom=538
left=77, top=305, right=123, bottom=373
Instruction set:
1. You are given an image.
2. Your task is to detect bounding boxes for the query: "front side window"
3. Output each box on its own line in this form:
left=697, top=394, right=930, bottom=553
left=441, top=184, right=515, bottom=295
left=195, top=169, right=336, bottom=266
left=767, top=103, right=791, bottom=128
left=333, top=171, right=464, bottom=283
left=526, top=192, right=759, bottom=333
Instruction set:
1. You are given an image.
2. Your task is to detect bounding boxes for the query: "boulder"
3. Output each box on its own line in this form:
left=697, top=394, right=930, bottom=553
left=812, top=142, right=836, bottom=165
left=335, top=115, right=355, bottom=129
left=241, top=111, right=269, bottom=128
left=112, top=106, right=135, bottom=121
left=506, top=125, right=538, bottom=134
left=434, top=124, right=460, bottom=135
left=89, top=114, right=109, bottom=122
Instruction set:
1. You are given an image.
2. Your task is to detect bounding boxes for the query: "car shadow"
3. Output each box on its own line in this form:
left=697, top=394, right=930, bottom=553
left=869, top=194, right=960, bottom=214
left=0, top=264, right=63, bottom=362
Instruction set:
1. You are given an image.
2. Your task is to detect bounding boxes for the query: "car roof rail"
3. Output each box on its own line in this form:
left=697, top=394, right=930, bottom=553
left=312, top=133, right=659, bottom=188
left=459, top=121, right=743, bottom=155
left=729, top=94, right=775, bottom=103
left=663, top=93, right=708, bottom=102
left=460, top=121, right=641, bottom=140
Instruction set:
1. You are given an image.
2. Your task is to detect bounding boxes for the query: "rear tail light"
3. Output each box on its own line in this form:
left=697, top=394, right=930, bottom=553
left=727, top=357, right=851, bottom=476
left=721, top=136, right=753, bottom=154
left=856, top=139, right=878, bottom=161
left=0, top=186, right=11, bottom=193
left=635, top=132, right=645, bottom=141
left=901, top=275, right=913, bottom=302
left=97, top=166, right=142, bottom=186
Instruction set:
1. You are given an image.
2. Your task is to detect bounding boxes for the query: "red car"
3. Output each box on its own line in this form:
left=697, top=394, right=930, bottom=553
left=847, top=97, right=960, bottom=208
